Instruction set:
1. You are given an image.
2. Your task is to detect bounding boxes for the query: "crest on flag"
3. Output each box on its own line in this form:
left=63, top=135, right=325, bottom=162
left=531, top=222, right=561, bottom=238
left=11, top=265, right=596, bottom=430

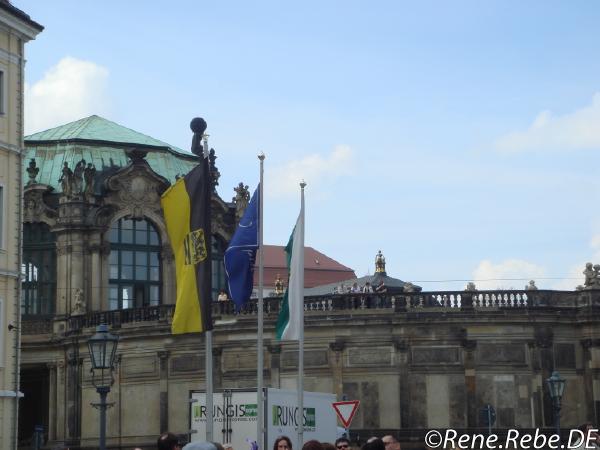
left=184, top=228, right=207, bottom=265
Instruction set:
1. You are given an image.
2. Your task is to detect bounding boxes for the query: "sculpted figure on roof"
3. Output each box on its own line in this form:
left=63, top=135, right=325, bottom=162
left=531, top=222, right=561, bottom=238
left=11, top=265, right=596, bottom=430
left=234, top=182, right=250, bottom=221
left=59, top=162, right=73, bottom=197
left=73, top=159, right=85, bottom=196
left=84, top=163, right=96, bottom=198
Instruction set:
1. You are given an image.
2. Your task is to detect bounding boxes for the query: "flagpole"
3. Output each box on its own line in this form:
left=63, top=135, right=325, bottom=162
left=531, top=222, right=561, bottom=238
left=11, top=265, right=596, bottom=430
left=297, top=180, right=306, bottom=447
left=204, top=133, right=214, bottom=442
left=257, top=152, right=265, bottom=449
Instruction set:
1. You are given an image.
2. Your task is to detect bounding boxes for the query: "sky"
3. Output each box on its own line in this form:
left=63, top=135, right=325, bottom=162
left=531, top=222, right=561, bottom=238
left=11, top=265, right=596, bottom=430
left=15, top=0, right=600, bottom=291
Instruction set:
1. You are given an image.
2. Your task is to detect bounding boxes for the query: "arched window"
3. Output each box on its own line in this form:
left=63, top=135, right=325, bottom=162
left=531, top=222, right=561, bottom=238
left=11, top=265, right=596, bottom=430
left=22, top=223, right=56, bottom=315
left=108, top=218, right=161, bottom=310
left=212, top=236, right=227, bottom=301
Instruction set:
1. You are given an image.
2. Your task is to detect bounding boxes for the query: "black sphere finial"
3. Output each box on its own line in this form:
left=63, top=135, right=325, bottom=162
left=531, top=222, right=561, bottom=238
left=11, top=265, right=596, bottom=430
left=190, top=117, right=207, bottom=135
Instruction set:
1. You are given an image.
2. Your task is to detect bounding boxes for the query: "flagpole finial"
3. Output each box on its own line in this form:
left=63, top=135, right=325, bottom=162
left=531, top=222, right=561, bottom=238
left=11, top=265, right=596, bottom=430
left=258, top=151, right=265, bottom=161
left=190, top=117, right=207, bottom=157
left=300, top=179, right=307, bottom=189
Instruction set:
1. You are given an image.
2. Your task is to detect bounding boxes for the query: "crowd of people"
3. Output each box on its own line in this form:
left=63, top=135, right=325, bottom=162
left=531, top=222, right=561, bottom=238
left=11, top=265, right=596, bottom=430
left=156, top=433, right=401, bottom=450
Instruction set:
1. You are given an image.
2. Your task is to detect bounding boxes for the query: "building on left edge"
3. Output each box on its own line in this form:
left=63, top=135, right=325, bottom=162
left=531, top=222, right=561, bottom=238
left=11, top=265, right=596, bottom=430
left=0, top=2, right=42, bottom=450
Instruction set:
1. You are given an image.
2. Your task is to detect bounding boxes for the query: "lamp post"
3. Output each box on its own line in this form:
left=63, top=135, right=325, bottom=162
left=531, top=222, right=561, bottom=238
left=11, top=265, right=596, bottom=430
left=546, top=371, right=566, bottom=439
left=87, top=324, right=119, bottom=450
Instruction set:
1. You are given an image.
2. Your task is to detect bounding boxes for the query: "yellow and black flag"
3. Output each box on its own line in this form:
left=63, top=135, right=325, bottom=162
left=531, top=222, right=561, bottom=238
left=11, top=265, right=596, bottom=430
left=161, top=158, right=212, bottom=334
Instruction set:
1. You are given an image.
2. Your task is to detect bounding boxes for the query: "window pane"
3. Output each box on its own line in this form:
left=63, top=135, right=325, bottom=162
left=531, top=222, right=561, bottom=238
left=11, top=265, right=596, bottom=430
left=135, top=230, right=147, bottom=245
left=135, top=251, right=146, bottom=265
left=121, top=286, right=133, bottom=309
left=149, top=252, right=159, bottom=266
left=121, top=229, right=133, bottom=243
left=109, top=285, right=118, bottom=300
left=122, top=251, right=133, bottom=265
left=150, top=267, right=159, bottom=281
left=121, top=265, right=133, bottom=279
left=122, top=219, right=134, bottom=229
left=135, top=266, right=147, bottom=280
left=110, top=265, right=119, bottom=279
left=149, top=229, right=159, bottom=245
left=149, top=286, right=159, bottom=305
left=135, top=220, right=147, bottom=231
left=109, top=251, right=118, bottom=264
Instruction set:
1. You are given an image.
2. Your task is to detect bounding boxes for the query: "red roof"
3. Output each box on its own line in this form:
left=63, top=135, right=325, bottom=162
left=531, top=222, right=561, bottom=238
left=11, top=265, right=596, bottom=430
left=253, top=245, right=356, bottom=288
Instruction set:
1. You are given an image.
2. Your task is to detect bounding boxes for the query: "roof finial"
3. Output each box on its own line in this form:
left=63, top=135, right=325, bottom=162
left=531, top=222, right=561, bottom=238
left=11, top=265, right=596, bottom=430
left=375, top=250, right=386, bottom=273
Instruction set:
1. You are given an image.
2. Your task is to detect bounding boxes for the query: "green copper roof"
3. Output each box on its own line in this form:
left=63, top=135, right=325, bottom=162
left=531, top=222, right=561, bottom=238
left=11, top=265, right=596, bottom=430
left=26, top=115, right=187, bottom=153
left=24, top=116, right=200, bottom=191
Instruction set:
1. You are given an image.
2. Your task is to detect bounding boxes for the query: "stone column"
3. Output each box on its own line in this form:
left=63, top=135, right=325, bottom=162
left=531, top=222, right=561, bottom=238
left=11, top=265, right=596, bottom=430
left=394, top=339, right=409, bottom=428
left=65, top=343, right=82, bottom=446
left=329, top=340, right=346, bottom=399
left=161, top=244, right=175, bottom=305
left=158, top=351, right=170, bottom=433
left=582, top=339, right=600, bottom=423
left=534, top=327, right=554, bottom=427
left=528, top=341, right=543, bottom=428
left=55, top=360, right=66, bottom=442
left=461, top=339, right=477, bottom=427
left=55, top=239, right=70, bottom=316
left=88, top=239, right=105, bottom=312
left=46, top=363, right=57, bottom=442
left=268, top=344, right=282, bottom=389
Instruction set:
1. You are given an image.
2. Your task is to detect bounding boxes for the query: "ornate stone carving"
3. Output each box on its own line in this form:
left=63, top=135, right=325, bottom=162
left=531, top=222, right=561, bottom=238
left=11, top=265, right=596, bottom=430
left=23, top=188, right=57, bottom=223
left=233, top=182, right=250, bottom=221
left=583, top=262, right=600, bottom=290
left=403, top=282, right=416, bottom=293
left=84, top=163, right=96, bottom=199
left=209, top=148, right=220, bottom=189
left=274, top=274, right=284, bottom=295
left=375, top=250, right=386, bottom=273
left=71, top=289, right=86, bottom=315
left=329, top=340, right=346, bottom=352
left=26, top=158, right=39, bottom=185
left=526, top=280, right=538, bottom=290
left=465, top=282, right=477, bottom=292
left=59, top=162, right=74, bottom=198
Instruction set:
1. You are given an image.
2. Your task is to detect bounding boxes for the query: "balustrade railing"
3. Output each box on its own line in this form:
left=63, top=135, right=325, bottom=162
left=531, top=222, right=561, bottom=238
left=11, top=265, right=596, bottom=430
left=20, top=289, right=586, bottom=335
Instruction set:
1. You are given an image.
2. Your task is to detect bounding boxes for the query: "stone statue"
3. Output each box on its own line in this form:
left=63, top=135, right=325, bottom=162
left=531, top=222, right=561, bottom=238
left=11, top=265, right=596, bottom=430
left=465, top=282, right=477, bottom=292
left=526, top=280, right=538, bottom=290
left=375, top=250, right=386, bottom=273
left=84, top=163, right=96, bottom=197
left=26, top=158, right=39, bottom=185
left=73, top=159, right=85, bottom=195
left=59, top=162, right=73, bottom=197
left=403, top=282, right=415, bottom=293
left=274, top=274, right=284, bottom=295
left=583, top=262, right=599, bottom=289
left=72, top=288, right=86, bottom=315
left=190, top=117, right=207, bottom=157
left=233, top=182, right=250, bottom=220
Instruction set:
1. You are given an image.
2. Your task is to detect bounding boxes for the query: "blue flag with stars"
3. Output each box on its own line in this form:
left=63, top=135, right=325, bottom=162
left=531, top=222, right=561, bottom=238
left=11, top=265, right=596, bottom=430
left=224, top=185, right=260, bottom=311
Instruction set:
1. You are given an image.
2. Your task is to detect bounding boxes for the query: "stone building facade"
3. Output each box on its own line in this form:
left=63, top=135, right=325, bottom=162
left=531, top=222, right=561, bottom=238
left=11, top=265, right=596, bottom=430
left=17, top=116, right=600, bottom=449
left=0, top=4, right=42, bottom=450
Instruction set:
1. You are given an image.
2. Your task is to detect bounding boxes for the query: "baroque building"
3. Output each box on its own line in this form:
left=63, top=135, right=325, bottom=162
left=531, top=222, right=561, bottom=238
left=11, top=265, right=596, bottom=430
left=0, top=3, right=42, bottom=450
left=18, top=115, right=600, bottom=450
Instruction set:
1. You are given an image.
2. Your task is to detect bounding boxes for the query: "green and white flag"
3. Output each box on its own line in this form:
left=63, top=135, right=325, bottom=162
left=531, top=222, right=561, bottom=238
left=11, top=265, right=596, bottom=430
left=276, top=207, right=304, bottom=341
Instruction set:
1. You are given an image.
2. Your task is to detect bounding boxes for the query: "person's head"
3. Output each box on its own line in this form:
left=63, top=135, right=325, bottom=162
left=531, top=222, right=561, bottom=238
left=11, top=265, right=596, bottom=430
left=212, top=443, right=225, bottom=450
left=382, top=436, right=400, bottom=450
left=158, top=432, right=182, bottom=450
left=302, top=440, right=323, bottom=450
left=322, top=443, right=336, bottom=450
left=182, top=443, right=217, bottom=450
left=334, top=438, right=350, bottom=450
left=273, top=436, right=293, bottom=450
left=362, top=439, right=385, bottom=450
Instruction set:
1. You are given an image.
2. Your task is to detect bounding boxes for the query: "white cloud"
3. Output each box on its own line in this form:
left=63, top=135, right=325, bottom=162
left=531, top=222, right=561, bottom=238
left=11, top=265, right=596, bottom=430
left=472, top=259, right=546, bottom=290
left=266, top=145, right=354, bottom=198
left=495, top=92, right=600, bottom=152
left=25, top=56, right=110, bottom=134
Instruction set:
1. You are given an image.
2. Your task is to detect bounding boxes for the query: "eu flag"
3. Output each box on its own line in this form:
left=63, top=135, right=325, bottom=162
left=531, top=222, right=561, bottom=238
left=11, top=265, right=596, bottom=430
left=224, top=185, right=260, bottom=311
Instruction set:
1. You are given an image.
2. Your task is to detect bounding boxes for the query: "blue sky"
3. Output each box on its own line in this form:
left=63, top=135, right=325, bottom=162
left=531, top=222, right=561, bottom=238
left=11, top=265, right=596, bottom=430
left=17, top=1, right=600, bottom=290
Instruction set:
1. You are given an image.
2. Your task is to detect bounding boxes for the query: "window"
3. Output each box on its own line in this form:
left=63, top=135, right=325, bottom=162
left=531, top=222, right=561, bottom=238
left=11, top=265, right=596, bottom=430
left=109, top=218, right=161, bottom=310
left=22, top=223, right=56, bottom=315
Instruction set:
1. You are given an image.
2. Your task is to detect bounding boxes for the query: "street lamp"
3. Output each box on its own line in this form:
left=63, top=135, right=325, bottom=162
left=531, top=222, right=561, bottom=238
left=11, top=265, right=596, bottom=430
left=546, top=371, right=566, bottom=439
left=87, top=324, right=119, bottom=450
